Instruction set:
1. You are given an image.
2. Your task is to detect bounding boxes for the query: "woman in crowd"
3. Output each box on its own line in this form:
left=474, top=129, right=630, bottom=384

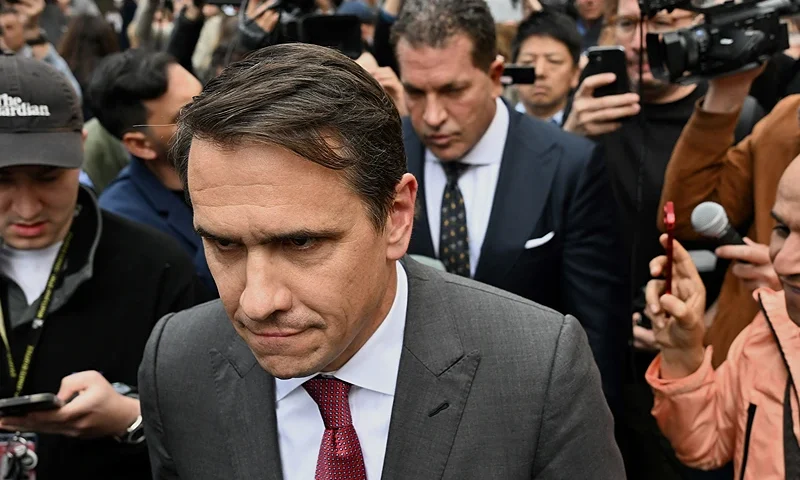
left=59, top=13, right=119, bottom=119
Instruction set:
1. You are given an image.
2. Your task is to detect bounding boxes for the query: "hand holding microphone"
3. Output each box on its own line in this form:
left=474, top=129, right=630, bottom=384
left=691, top=202, right=780, bottom=294
left=717, top=240, right=781, bottom=293
left=691, top=201, right=745, bottom=246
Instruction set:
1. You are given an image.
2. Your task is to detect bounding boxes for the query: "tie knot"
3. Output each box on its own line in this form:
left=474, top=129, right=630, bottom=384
left=441, top=161, right=470, bottom=185
left=303, top=377, right=353, bottom=429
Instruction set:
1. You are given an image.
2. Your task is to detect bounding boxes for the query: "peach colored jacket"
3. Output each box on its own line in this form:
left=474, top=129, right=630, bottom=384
left=646, top=288, right=800, bottom=479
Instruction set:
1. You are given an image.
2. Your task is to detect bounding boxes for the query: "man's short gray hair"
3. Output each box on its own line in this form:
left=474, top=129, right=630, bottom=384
left=390, top=0, right=498, bottom=70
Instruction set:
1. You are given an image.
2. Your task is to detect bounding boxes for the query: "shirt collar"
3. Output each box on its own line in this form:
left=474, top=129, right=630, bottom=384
left=18, top=45, right=33, bottom=58
left=551, top=109, right=564, bottom=125
left=274, top=262, right=409, bottom=401
left=515, top=102, right=564, bottom=125
left=425, top=97, right=510, bottom=167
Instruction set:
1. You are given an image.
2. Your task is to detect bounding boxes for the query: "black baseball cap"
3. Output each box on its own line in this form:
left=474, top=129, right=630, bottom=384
left=0, top=53, right=84, bottom=169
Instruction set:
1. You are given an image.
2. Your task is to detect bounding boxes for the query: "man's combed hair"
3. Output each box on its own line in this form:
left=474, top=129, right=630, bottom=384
left=87, top=49, right=175, bottom=140
left=390, top=0, right=497, bottom=71
left=512, top=10, right=582, bottom=65
left=173, top=43, right=407, bottom=231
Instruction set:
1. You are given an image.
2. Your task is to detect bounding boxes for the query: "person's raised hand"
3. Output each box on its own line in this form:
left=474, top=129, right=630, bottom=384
left=174, top=0, right=201, bottom=19
left=716, top=237, right=781, bottom=293
left=0, top=371, right=139, bottom=439
left=356, top=50, right=379, bottom=71
left=202, top=4, right=220, bottom=17
left=562, top=73, right=640, bottom=137
left=704, top=63, right=767, bottom=114
left=644, top=235, right=707, bottom=379
left=708, top=63, right=766, bottom=92
left=246, top=0, right=280, bottom=34
left=523, top=0, right=543, bottom=15
left=15, top=0, right=46, bottom=29
left=371, top=67, right=408, bottom=117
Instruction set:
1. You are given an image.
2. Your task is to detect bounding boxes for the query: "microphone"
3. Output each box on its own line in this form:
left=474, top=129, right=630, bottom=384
left=691, top=201, right=745, bottom=246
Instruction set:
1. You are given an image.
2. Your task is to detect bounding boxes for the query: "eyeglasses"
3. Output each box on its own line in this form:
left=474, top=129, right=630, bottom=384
left=608, top=14, right=696, bottom=37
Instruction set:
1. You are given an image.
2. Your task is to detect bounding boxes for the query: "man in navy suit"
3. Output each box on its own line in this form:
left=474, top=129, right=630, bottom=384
left=88, top=49, right=216, bottom=295
left=392, top=0, right=627, bottom=411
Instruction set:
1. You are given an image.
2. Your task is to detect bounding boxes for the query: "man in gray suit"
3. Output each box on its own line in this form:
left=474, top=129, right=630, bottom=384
left=138, top=43, right=625, bottom=479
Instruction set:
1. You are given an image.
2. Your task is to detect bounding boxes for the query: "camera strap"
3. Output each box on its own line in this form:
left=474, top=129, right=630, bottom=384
left=0, top=231, right=73, bottom=397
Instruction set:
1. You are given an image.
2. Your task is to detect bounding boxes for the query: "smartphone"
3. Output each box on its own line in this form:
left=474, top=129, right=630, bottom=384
left=501, top=65, right=537, bottom=86
left=0, top=394, right=63, bottom=417
left=579, top=46, right=631, bottom=97
left=663, top=201, right=676, bottom=296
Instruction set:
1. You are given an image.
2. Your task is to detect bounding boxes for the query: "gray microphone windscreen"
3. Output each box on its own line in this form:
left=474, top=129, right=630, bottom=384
left=691, top=202, right=729, bottom=239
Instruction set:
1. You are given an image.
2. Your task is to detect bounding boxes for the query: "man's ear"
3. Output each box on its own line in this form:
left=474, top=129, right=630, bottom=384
left=570, top=65, right=581, bottom=89
left=386, top=173, right=419, bottom=262
left=488, top=55, right=506, bottom=98
left=121, top=131, right=158, bottom=160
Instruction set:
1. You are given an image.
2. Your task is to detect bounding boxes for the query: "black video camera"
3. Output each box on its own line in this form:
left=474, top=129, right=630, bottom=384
left=236, top=0, right=363, bottom=59
left=640, top=0, right=800, bottom=83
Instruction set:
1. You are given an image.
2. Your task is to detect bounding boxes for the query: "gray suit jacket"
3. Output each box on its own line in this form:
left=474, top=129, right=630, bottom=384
left=139, top=258, right=625, bottom=479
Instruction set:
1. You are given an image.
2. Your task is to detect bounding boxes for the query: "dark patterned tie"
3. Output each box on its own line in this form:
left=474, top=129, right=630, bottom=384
left=439, top=161, right=471, bottom=277
left=303, top=377, right=367, bottom=480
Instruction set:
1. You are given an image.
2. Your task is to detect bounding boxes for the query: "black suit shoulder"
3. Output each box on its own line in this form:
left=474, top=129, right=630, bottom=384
left=508, top=108, right=599, bottom=168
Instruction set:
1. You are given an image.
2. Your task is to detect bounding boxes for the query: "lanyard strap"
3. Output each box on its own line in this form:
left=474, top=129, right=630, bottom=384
left=761, top=295, right=800, bottom=402
left=0, top=232, right=73, bottom=397
left=760, top=294, right=800, bottom=475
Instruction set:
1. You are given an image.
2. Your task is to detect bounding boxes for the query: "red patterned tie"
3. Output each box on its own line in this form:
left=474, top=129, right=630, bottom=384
left=303, top=377, right=367, bottom=480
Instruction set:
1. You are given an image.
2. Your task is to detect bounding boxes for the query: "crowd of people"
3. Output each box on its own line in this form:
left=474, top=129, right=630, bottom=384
left=2, top=0, right=800, bottom=478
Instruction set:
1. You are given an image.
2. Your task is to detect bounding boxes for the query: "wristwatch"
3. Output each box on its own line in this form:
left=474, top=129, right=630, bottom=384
left=115, top=413, right=145, bottom=445
left=112, top=383, right=145, bottom=445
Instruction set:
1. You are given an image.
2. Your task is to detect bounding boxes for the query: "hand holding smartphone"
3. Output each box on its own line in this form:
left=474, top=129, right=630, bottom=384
left=578, top=46, right=631, bottom=97
left=0, top=394, right=63, bottom=417
left=564, top=46, right=639, bottom=136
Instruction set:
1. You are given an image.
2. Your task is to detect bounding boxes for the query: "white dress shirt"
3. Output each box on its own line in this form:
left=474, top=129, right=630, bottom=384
left=275, top=263, right=409, bottom=480
left=515, top=101, right=564, bottom=126
left=425, top=98, right=510, bottom=277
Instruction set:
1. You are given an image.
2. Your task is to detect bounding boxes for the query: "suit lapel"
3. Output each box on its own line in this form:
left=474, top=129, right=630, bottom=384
left=382, top=259, right=481, bottom=480
left=405, top=124, right=436, bottom=258
left=474, top=112, right=561, bottom=283
left=210, top=327, right=283, bottom=480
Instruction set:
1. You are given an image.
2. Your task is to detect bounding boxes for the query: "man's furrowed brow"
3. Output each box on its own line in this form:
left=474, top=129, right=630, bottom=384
left=195, top=225, right=238, bottom=244
left=194, top=226, right=343, bottom=244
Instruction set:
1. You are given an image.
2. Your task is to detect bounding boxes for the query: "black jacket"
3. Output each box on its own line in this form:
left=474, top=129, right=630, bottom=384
left=0, top=187, right=206, bottom=479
